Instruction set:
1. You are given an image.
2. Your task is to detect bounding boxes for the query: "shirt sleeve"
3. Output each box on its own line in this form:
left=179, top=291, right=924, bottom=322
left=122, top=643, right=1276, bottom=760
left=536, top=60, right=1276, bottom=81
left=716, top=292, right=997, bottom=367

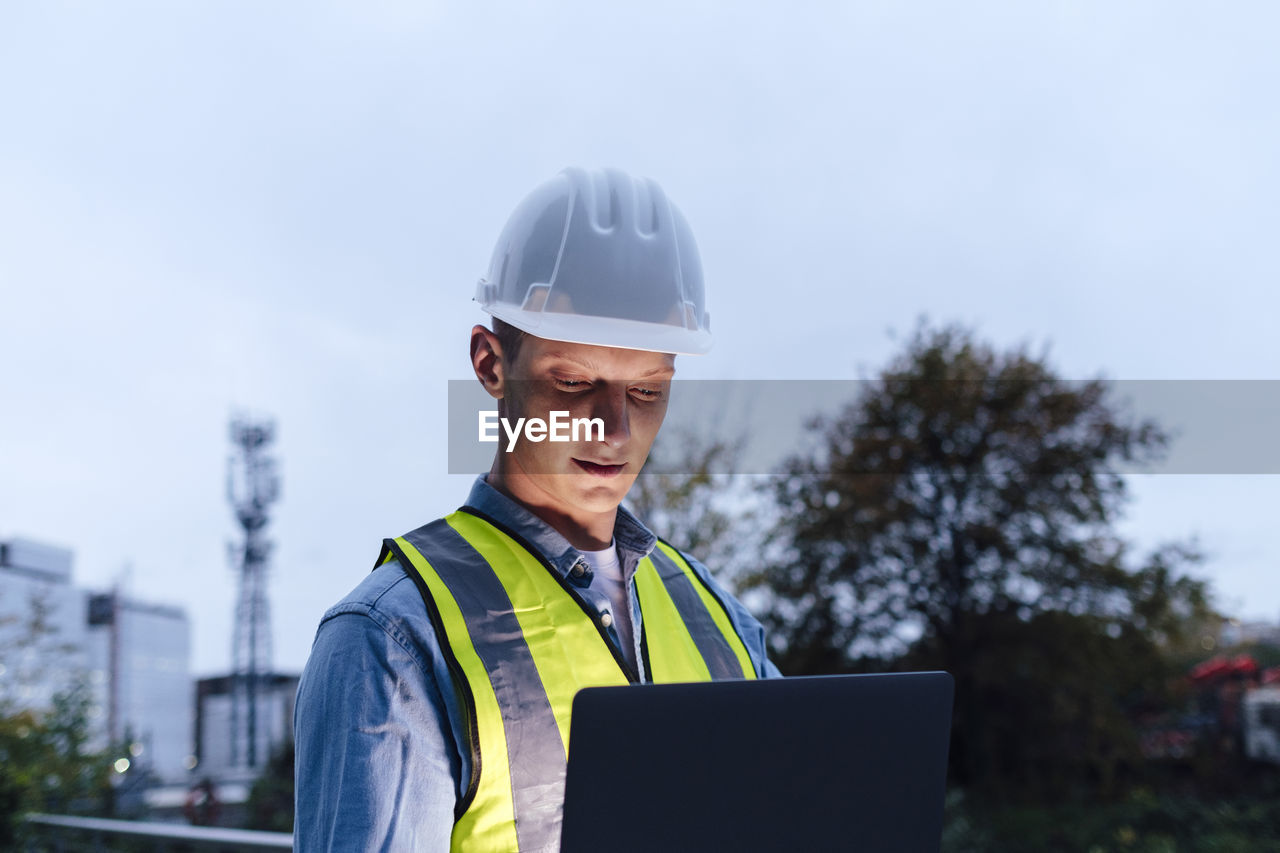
left=294, top=607, right=460, bottom=852
left=679, top=552, right=785, bottom=679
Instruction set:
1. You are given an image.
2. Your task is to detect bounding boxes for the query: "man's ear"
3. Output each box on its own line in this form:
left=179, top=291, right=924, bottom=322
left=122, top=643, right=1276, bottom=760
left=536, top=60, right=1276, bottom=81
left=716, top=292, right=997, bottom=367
left=470, top=324, right=505, bottom=400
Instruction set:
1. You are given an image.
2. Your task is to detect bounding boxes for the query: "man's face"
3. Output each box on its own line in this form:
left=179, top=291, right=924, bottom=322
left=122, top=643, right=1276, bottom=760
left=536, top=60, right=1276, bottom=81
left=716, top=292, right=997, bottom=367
left=499, top=333, right=675, bottom=516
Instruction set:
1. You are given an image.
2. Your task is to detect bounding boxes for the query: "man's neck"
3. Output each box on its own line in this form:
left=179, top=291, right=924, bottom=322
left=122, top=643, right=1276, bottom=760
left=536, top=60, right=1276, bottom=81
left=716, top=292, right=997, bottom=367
left=486, top=467, right=617, bottom=551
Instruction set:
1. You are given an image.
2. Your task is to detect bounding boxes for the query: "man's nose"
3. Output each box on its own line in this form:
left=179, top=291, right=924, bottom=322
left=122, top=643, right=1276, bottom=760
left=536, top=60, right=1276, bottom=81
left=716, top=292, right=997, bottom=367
left=589, top=385, right=631, bottom=449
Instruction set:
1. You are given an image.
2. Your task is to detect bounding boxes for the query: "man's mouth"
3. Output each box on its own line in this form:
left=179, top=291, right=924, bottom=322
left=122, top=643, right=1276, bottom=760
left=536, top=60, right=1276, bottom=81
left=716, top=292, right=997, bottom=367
left=572, top=458, right=626, bottom=478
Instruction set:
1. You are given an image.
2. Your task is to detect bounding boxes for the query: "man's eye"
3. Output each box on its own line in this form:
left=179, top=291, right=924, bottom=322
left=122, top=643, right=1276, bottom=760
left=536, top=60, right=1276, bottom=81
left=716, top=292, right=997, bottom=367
left=555, top=379, right=588, bottom=390
left=631, top=387, right=663, bottom=400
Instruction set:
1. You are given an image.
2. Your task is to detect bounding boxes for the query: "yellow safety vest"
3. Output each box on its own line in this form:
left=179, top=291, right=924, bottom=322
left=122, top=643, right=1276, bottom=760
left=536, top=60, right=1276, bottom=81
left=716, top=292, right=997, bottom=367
left=377, top=506, right=756, bottom=853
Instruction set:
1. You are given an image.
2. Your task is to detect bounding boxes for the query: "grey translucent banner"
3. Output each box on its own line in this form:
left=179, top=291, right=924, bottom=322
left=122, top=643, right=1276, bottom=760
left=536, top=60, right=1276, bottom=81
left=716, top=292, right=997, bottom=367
left=447, top=380, right=1280, bottom=475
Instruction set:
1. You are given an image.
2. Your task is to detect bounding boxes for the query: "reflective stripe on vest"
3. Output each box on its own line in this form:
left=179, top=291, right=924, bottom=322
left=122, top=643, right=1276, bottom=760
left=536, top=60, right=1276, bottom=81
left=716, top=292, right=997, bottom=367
left=379, top=506, right=756, bottom=853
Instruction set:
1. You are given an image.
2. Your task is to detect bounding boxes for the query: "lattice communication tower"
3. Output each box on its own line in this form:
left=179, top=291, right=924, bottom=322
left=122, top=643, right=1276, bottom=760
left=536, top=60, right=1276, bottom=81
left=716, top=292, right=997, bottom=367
left=227, top=417, right=280, bottom=770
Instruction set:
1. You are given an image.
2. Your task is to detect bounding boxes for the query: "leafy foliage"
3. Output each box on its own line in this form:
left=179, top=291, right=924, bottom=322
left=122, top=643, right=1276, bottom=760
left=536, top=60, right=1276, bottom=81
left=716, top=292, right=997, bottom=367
left=943, top=784, right=1280, bottom=852
left=244, top=739, right=295, bottom=832
left=747, top=322, right=1214, bottom=801
left=0, top=678, right=115, bottom=845
left=0, top=587, right=117, bottom=843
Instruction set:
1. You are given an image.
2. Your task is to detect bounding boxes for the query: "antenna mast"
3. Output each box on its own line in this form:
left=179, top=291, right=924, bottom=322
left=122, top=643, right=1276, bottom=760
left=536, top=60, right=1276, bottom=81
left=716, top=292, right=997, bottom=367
left=227, top=416, right=280, bottom=770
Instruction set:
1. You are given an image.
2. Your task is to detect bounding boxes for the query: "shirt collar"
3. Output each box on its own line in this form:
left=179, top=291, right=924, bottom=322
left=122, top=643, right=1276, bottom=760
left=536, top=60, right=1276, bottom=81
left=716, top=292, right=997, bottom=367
left=463, top=474, right=657, bottom=583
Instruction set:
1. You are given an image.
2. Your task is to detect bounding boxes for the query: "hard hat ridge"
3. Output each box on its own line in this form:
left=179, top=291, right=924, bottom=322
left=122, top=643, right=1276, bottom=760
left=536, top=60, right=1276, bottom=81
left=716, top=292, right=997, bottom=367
left=476, top=167, right=713, bottom=355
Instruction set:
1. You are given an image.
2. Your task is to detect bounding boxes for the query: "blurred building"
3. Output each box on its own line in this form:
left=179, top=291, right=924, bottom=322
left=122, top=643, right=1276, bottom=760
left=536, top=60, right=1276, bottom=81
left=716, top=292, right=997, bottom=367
left=85, top=589, right=194, bottom=781
left=0, top=537, right=194, bottom=784
left=194, top=672, right=299, bottom=782
left=1220, top=619, right=1280, bottom=648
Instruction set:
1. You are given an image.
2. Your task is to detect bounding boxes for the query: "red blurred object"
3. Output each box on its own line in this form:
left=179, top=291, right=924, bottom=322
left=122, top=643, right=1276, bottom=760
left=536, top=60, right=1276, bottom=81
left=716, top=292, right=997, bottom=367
left=1189, top=654, right=1258, bottom=683
left=1231, top=655, right=1259, bottom=675
left=1189, top=657, right=1228, bottom=682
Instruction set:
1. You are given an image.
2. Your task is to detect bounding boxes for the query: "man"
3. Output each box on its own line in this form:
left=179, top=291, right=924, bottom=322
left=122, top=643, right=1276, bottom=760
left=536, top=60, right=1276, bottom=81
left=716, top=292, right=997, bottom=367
left=294, top=167, right=781, bottom=852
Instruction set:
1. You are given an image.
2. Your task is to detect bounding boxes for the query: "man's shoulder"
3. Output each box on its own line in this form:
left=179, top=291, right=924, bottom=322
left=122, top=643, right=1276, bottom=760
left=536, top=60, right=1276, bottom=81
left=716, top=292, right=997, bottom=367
left=321, top=509, right=467, bottom=616
left=646, top=535, right=783, bottom=678
left=318, top=556, right=426, bottom=629
left=651, top=536, right=717, bottom=582
left=646, top=535, right=743, bottom=611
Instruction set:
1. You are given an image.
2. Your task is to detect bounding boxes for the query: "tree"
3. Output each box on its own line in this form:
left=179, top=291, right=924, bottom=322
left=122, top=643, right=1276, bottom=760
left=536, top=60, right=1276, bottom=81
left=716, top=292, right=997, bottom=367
left=0, top=677, right=115, bottom=844
left=747, top=322, right=1212, bottom=801
left=244, top=739, right=294, bottom=832
left=0, top=588, right=116, bottom=842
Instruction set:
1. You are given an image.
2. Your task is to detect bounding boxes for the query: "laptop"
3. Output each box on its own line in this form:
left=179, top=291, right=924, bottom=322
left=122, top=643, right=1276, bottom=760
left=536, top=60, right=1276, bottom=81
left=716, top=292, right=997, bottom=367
left=560, top=671, right=954, bottom=853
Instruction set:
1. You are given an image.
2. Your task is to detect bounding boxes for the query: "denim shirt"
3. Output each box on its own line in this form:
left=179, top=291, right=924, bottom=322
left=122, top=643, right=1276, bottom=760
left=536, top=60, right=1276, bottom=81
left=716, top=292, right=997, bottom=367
left=293, top=474, right=782, bottom=852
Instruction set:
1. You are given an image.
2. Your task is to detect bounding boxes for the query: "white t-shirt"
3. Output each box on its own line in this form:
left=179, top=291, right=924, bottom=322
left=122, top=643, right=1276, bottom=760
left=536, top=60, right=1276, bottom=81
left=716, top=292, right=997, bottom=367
left=577, top=540, right=636, bottom=672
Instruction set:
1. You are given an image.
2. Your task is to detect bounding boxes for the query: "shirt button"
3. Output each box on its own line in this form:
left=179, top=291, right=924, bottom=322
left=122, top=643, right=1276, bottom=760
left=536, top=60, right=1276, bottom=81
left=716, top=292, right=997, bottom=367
left=570, top=561, right=586, bottom=578
left=600, top=612, right=613, bottom=628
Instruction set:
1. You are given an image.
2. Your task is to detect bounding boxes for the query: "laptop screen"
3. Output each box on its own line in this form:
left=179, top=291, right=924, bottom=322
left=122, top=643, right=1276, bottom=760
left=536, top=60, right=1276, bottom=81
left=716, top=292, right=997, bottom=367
left=560, top=672, right=954, bottom=853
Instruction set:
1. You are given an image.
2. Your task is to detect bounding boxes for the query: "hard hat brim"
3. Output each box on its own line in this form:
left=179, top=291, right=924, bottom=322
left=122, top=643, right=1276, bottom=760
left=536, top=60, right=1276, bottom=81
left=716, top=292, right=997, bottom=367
left=482, top=304, right=713, bottom=356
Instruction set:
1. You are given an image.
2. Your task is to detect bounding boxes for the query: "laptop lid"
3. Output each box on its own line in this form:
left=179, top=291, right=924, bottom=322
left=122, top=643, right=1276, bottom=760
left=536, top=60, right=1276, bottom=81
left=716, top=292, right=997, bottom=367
left=560, top=671, right=954, bottom=853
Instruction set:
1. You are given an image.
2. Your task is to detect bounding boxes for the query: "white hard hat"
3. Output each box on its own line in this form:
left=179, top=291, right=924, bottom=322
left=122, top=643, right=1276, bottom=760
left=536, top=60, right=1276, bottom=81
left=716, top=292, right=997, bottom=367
left=475, top=167, right=712, bottom=355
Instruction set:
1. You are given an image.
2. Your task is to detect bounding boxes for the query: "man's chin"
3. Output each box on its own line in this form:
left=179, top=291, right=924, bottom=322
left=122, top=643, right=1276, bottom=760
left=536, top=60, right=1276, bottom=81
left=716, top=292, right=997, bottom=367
left=561, top=469, right=635, bottom=511
left=512, top=460, right=637, bottom=513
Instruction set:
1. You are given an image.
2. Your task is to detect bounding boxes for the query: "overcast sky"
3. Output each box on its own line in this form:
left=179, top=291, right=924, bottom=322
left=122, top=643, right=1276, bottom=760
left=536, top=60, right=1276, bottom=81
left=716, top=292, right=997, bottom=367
left=2, top=1, right=1277, bottom=676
